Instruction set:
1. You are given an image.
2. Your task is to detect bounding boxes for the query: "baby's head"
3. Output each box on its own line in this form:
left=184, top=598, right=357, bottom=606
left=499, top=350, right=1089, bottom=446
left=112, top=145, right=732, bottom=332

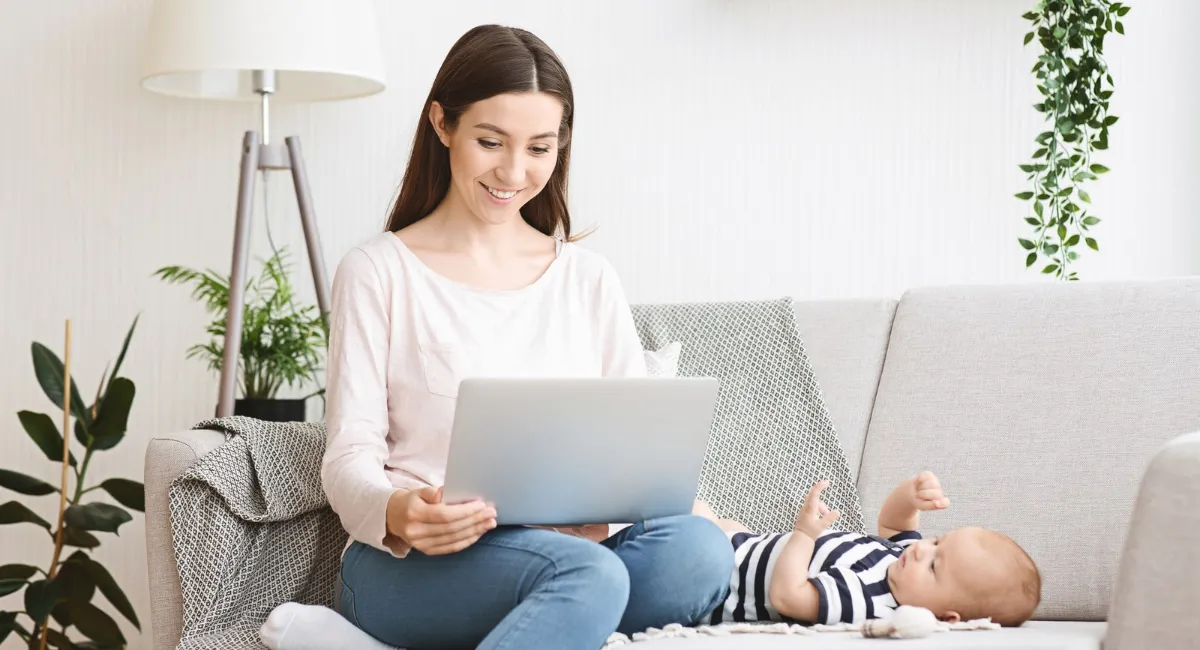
left=887, top=526, right=1041, bottom=626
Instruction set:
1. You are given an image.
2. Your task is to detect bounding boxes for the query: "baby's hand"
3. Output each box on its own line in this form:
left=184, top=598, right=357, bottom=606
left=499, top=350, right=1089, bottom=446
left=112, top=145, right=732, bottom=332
left=911, top=470, right=950, bottom=511
left=794, top=480, right=840, bottom=539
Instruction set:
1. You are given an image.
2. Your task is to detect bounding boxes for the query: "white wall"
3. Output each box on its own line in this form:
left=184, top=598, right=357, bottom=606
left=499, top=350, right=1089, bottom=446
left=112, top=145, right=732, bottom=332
left=2, top=1, right=1197, bottom=647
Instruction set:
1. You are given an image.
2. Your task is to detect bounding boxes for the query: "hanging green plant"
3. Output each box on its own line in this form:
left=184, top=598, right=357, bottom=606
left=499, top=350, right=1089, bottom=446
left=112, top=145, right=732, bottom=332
left=1015, top=0, right=1129, bottom=280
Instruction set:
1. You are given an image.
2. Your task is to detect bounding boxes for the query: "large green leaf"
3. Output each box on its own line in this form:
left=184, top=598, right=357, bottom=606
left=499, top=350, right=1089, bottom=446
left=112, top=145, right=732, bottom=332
left=0, top=469, right=56, bottom=496
left=83, top=558, right=140, bottom=630
left=67, top=601, right=126, bottom=646
left=0, top=501, right=51, bottom=529
left=65, top=503, right=131, bottom=534
left=109, top=314, right=140, bottom=387
left=61, top=526, right=101, bottom=548
left=31, top=343, right=91, bottom=428
left=0, top=564, right=39, bottom=581
left=0, top=611, right=19, bottom=646
left=90, top=378, right=135, bottom=451
left=0, top=579, right=25, bottom=597
left=99, top=478, right=144, bottom=512
left=17, top=411, right=77, bottom=467
left=56, top=559, right=96, bottom=603
left=24, top=578, right=65, bottom=624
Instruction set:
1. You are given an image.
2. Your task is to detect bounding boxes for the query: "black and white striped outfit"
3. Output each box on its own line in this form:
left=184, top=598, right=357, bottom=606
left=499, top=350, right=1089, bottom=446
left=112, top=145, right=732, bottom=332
left=709, top=529, right=922, bottom=625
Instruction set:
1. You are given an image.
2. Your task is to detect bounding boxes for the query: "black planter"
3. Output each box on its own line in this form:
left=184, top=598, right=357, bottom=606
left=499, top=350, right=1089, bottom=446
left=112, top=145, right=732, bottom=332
left=231, top=398, right=307, bottom=423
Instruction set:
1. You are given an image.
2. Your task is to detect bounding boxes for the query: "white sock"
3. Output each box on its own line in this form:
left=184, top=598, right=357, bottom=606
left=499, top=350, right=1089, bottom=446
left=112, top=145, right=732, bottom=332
left=260, top=602, right=399, bottom=650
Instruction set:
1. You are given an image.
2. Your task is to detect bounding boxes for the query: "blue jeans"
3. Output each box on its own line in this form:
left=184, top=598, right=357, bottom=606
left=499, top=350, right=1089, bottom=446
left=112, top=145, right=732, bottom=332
left=336, top=514, right=733, bottom=650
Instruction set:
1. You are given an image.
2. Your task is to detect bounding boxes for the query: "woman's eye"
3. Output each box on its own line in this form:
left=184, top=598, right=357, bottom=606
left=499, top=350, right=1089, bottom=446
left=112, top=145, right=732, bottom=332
left=477, top=139, right=501, bottom=150
left=531, top=146, right=552, bottom=155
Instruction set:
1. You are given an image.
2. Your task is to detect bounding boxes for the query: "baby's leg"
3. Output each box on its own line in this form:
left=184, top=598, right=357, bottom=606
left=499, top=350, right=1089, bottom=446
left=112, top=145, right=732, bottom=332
left=692, top=500, right=752, bottom=535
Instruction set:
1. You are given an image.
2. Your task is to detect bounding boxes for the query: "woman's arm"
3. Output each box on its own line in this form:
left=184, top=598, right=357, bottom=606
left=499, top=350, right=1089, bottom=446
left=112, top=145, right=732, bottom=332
left=321, top=247, right=411, bottom=557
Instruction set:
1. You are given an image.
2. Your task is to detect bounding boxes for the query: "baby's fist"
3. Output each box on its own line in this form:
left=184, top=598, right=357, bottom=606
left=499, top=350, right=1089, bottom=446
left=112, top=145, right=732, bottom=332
left=911, top=470, right=950, bottom=511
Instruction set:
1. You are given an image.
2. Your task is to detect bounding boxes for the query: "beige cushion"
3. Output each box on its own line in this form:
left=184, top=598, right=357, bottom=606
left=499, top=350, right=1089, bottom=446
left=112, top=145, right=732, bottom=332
left=624, top=621, right=1104, bottom=649
left=791, top=299, right=898, bottom=479
left=856, top=278, right=1200, bottom=621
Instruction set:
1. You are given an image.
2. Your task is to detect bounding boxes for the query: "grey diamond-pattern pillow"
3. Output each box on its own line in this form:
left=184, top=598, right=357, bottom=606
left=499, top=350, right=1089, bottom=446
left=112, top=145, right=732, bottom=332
left=631, top=298, right=866, bottom=535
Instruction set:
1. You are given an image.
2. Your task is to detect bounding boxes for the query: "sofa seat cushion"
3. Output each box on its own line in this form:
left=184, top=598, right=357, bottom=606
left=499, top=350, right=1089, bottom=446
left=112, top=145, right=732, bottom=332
left=620, top=621, right=1103, bottom=649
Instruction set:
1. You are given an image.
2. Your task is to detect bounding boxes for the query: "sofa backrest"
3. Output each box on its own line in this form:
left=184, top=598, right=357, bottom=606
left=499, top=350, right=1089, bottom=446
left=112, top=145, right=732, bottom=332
left=856, top=278, right=1200, bottom=622
left=790, top=299, right=898, bottom=478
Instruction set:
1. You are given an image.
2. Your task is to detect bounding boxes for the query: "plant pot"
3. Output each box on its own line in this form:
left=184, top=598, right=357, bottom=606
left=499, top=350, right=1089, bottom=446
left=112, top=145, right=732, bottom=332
left=231, top=398, right=307, bottom=423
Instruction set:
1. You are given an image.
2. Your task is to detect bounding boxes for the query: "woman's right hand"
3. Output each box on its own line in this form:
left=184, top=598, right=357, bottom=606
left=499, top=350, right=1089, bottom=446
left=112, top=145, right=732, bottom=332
left=386, top=486, right=497, bottom=555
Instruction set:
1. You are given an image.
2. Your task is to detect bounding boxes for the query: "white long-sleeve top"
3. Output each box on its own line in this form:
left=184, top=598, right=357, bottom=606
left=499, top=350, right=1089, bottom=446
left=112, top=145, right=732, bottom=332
left=321, top=231, right=647, bottom=557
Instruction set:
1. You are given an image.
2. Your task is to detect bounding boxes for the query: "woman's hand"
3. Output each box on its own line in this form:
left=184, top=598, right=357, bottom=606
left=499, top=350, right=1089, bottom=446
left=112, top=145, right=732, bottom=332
left=386, top=486, right=497, bottom=555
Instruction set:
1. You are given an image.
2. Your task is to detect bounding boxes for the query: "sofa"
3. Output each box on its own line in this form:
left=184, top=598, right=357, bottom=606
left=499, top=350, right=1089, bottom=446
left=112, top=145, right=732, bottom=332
left=144, top=277, right=1200, bottom=650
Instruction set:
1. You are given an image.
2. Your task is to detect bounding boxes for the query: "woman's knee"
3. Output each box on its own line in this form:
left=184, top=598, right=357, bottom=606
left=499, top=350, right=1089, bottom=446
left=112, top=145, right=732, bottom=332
left=655, top=514, right=735, bottom=594
left=555, top=539, right=631, bottom=609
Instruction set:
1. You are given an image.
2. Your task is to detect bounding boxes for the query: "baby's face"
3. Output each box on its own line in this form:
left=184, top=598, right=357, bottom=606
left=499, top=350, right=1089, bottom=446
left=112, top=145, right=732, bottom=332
left=887, top=526, right=1000, bottom=622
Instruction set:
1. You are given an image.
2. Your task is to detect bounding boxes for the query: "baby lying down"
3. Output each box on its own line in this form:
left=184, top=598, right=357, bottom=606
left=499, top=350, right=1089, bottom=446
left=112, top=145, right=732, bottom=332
left=693, top=471, right=1041, bottom=627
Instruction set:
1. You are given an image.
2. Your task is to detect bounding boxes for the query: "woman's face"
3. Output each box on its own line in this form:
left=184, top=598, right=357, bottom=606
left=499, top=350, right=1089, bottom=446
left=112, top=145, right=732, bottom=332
left=431, top=92, right=564, bottom=228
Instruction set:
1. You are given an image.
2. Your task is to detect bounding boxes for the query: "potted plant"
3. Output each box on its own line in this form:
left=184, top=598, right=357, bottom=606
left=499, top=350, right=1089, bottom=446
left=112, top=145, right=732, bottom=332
left=0, top=316, right=144, bottom=649
left=154, top=248, right=326, bottom=422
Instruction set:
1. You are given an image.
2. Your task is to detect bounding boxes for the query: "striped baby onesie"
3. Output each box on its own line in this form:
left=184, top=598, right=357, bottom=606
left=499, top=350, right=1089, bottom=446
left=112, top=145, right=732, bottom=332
left=709, top=529, right=922, bottom=625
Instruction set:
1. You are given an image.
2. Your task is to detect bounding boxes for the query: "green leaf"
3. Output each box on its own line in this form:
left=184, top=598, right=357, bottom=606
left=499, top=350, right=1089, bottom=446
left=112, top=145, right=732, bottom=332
left=1026, top=217, right=1041, bottom=226
left=99, top=478, right=144, bottom=512
left=1043, top=264, right=1060, bottom=275
left=1018, top=239, right=1036, bottom=251
left=1015, top=191, right=1035, bottom=201
left=44, top=627, right=74, bottom=649
left=1057, top=186, right=1073, bottom=197
left=0, top=501, right=51, bottom=529
left=1056, top=118, right=1075, bottom=133
left=25, top=578, right=66, bottom=624
left=1066, top=234, right=1081, bottom=246
left=62, top=526, right=101, bottom=548
left=0, top=469, right=56, bottom=496
left=1053, top=26, right=1066, bottom=39
left=83, top=559, right=140, bottom=630
left=1103, top=115, right=1119, bottom=126
left=1091, top=163, right=1111, bottom=174
left=66, top=601, right=126, bottom=646
left=1068, top=251, right=1080, bottom=261
left=1083, top=216, right=1102, bottom=226
left=1079, top=190, right=1091, bottom=203
left=1026, top=252, right=1038, bottom=268
left=65, top=503, right=132, bottom=534
left=0, top=611, right=17, bottom=646
left=1035, top=201, right=1045, bottom=217
left=1022, top=11, right=1039, bottom=20
left=1044, top=244, right=1060, bottom=255
left=17, top=411, right=77, bottom=467
left=1058, top=224, right=1068, bottom=240
left=90, top=377, right=135, bottom=451
left=55, top=559, right=96, bottom=603
left=1024, top=31, right=1035, bottom=45
left=1087, top=237, right=1099, bottom=251
left=1032, top=147, right=1047, bottom=158
left=1118, top=5, right=1131, bottom=16
left=0, top=564, right=39, bottom=581
left=109, top=314, right=139, bottom=387
left=1115, top=21, right=1124, bottom=34
left=31, top=343, right=91, bottom=428
left=1019, top=164, right=1038, bottom=173
left=0, top=579, right=25, bottom=597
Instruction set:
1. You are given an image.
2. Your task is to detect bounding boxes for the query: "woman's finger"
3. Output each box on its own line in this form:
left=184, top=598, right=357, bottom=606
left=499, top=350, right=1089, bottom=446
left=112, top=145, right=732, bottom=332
left=420, top=521, right=494, bottom=554
left=409, top=506, right=495, bottom=541
left=413, top=498, right=488, bottom=525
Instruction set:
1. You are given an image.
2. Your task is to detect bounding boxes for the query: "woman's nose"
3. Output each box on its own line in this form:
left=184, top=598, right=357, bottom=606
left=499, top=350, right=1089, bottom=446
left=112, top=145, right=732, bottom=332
left=496, top=154, right=526, bottom=186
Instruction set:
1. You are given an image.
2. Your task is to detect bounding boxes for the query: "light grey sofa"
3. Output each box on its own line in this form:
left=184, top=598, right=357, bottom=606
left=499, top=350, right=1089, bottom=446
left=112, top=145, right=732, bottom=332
left=144, top=277, right=1200, bottom=650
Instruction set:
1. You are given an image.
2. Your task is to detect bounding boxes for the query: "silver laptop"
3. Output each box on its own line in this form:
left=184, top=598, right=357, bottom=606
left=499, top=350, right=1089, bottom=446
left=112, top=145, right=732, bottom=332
left=441, top=377, right=720, bottom=526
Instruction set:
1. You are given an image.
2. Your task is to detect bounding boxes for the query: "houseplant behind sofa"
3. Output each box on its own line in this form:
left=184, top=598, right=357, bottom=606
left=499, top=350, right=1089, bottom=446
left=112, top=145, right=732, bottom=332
left=154, top=248, right=326, bottom=422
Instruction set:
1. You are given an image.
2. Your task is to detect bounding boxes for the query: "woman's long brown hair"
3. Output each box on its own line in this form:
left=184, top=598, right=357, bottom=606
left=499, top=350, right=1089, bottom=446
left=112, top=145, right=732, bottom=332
left=384, top=25, right=577, bottom=240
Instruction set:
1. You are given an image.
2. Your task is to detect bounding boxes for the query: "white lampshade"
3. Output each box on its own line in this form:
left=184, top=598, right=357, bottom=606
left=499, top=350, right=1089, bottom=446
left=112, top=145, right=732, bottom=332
left=141, top=0, right=387, bottom=102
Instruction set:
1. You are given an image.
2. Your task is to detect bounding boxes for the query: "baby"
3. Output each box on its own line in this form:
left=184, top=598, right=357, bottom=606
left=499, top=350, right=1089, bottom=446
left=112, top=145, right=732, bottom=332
left=693, top=471, right=1041, bottom=627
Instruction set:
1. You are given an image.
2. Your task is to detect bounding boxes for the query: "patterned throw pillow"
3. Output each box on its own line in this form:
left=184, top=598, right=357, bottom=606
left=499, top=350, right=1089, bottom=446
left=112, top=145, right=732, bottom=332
left=630, top=299, right=866, bottom=536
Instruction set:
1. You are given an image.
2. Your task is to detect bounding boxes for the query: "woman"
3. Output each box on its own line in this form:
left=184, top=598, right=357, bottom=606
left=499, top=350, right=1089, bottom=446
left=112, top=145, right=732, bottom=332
left=320, top=24, right=732, bottom=650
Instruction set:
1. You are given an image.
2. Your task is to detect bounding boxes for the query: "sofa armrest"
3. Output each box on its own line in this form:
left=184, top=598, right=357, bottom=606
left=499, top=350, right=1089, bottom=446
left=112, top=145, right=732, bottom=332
left=143, top=429, right=227, bottom=650
left=1106, top=431, right=1200, bottom=650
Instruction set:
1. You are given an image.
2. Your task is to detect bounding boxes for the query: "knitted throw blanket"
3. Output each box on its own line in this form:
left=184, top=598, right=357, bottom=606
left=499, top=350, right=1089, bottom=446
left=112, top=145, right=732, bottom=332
left=169, top=416, right=347, bottom=650
left=631, top=298, right=866, bottom=535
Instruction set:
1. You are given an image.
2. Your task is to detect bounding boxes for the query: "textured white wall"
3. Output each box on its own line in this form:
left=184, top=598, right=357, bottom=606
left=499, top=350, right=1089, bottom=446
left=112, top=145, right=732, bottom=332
left=2, top=1, right=1198, bottom=647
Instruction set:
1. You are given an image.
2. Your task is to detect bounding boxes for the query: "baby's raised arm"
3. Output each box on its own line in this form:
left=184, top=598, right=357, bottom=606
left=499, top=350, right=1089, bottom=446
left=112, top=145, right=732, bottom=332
left=876, top=471, right=949, bottom=539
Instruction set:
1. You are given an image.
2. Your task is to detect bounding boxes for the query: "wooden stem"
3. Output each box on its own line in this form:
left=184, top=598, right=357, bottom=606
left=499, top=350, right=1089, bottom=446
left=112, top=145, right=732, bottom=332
left=42, top=319, right=72, bottom=650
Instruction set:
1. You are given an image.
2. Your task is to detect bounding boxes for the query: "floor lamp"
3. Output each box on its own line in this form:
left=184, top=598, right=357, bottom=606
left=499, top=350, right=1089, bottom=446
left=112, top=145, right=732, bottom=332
left=139, top=0, right=387, bottom=417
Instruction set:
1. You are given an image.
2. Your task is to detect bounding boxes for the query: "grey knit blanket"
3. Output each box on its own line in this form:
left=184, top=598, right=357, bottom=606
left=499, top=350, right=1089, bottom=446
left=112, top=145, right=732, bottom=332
left=169, top=416, right=347, bottom=650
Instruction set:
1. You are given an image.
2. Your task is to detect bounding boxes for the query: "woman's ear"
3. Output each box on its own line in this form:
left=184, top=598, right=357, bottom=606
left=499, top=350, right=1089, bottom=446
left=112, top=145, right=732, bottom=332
left=428, top=101, right=449, bottom=147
